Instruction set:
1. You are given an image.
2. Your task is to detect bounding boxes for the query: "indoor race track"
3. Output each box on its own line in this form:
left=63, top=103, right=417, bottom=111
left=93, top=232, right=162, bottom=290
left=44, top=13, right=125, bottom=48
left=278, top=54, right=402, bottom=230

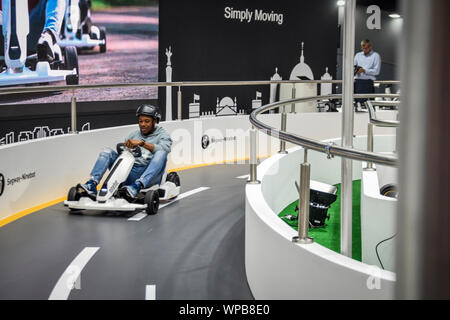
left=0, top=164, right=253, bottom=300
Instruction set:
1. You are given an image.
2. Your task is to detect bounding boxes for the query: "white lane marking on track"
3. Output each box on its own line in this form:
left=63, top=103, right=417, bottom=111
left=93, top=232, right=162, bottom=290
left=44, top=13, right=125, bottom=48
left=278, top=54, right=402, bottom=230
left=128, top=212, right=147, bottom=221
left=49, top=247, right=100, bottom=300
left=145, top=285, right=156, bottom=300
left=159, top=187, right=210, bottom=209
left=127, top=187, right=210, bottom=221
left=236, top=174, right=250, bottom=179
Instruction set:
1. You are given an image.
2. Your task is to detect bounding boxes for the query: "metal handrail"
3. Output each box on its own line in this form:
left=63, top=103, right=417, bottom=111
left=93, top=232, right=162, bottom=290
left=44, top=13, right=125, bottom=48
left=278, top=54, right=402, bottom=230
left=365, top=100, right=399, bottom=170
left=0, top=80, right=399, bottom=167
left=249, top=93, right=399, bottom=167
left=249, top=92, right=399, bottom=246
left=367, top=100, right=400, bottom=128
left=0, top=79, right=401, bottom=96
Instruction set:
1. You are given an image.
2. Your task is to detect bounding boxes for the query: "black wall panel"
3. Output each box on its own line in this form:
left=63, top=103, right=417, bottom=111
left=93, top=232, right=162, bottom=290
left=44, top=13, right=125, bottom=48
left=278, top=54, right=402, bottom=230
left=0, top=99, right=157, bottom=144
left=158, top=0, right=339, bottom=120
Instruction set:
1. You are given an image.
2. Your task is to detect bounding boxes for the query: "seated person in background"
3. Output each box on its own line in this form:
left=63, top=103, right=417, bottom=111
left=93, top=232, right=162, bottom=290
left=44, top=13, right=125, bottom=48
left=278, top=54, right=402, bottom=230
left=0, top=0, right=66, bottom=61
left=354, top=39, right=381, bottom=110
left=80, top=105, right=172, bottom=199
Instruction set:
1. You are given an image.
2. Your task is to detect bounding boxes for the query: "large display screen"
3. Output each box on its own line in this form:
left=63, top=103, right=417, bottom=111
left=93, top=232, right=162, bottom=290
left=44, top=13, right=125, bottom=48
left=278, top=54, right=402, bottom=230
left=0, top=0, right=159, bottom=144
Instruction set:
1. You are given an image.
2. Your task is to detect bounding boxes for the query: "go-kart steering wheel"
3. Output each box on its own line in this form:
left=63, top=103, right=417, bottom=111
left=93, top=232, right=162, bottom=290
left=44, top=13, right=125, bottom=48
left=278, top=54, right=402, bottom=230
left=116, top=143, right=142, bottom=157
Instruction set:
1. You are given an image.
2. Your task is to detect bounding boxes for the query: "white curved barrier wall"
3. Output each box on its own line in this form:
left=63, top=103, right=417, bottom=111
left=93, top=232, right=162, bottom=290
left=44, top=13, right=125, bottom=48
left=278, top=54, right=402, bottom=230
left=361, top=164, right=397, bottom=272
left=1, top=116, right=273, bottom=221
left=245, top=135, right=398, bottom=299
left=0, top=111, right=397, bottom=227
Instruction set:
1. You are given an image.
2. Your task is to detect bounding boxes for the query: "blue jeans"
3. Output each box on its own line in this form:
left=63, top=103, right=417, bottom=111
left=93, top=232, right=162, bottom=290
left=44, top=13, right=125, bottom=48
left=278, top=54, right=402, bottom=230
left=1, top=0, right=65, bottom=55
left=90, top=148, right=168, bottom=188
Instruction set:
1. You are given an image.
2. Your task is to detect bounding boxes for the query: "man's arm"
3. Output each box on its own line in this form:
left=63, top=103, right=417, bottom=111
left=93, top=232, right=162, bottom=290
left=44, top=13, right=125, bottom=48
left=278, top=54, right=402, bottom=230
left=124, top=139, right=156, bottom=152
left=354, top=53, right=365, bottom=74
left=124, top=131, right=146, bottom=150
left=134, top=136, right=172, bottom=153
left=152, top=131, right=172, bottom=154
left=363, top=53, right=381, bottom=77
left=139, top=140, right=155, bottom=153
left=124, top=129, right=172, bottom=154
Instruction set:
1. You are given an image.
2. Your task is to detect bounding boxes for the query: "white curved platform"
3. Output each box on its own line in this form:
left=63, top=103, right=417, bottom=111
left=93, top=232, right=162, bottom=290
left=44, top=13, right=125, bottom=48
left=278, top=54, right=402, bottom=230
left=245, top=135, right=397, bottom=299
left=361, top=162, right=397, bottom=272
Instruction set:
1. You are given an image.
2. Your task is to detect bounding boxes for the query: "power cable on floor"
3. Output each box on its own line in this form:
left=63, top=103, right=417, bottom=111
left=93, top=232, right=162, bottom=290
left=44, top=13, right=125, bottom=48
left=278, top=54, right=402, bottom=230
left=375, top=233, right=397, bottom=270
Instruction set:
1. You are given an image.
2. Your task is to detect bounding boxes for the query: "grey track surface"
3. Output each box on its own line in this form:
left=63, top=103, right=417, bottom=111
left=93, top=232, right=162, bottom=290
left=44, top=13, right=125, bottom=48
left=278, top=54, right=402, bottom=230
left=0, top=164, right=253, bottom=300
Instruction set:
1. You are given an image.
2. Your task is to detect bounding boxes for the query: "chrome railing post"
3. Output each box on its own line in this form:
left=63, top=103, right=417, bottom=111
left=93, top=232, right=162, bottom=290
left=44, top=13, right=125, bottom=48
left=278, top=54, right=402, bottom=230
left=366, top=123, right=375, bottom=170
left=177, top=86, right=182, bottom=120
left=291, top=84, right=296, bottom=113
left=340, top=0, right=356, bottom=258
left=293, top=148, right=313, bottom=244
left=248, top=126, right=260, bottom=184
left=279, top=106, right=288, bottom=154
left=70, top=90, right=77, bottom=134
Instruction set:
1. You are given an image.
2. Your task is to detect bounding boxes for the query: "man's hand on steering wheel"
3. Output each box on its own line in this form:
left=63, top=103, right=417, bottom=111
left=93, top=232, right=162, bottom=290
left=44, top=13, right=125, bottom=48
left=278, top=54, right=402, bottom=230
left=124, top=139, right=142, bottom=149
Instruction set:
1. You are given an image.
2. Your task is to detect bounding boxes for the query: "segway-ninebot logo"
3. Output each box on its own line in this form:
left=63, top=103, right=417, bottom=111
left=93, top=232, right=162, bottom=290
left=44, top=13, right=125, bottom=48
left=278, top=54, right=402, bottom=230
left=201, top=135, right=210, bottom=149
left=5, top=171, right=36, bottom=187
left=202, top=134, right=237, bottom=150
left=0, top=174, right=4, bottom=197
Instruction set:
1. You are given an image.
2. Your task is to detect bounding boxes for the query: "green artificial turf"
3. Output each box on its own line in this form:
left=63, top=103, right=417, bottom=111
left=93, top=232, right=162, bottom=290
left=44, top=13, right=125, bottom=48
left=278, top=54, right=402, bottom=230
left=279, top=180, right=362, bottom=261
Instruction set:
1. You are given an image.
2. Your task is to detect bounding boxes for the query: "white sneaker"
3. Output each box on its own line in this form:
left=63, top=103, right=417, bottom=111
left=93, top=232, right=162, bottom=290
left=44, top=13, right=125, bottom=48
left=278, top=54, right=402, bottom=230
left=37, top=29, right=58, bottom=62
left=90, top=25, right=100, bottom=40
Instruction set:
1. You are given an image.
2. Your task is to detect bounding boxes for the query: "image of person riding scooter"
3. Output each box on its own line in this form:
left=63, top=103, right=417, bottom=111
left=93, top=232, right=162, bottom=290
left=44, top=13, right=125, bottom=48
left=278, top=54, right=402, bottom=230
left=59, top=0, right=107, bottom=53
left=0, top=0, right=79, bottom=86
left=0, top=0, right=65, bottom=63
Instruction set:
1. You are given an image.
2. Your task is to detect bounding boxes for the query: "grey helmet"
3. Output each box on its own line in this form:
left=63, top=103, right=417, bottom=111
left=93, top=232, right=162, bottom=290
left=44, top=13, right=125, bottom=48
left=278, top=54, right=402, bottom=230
left=136, top=104, right=161, bottom=123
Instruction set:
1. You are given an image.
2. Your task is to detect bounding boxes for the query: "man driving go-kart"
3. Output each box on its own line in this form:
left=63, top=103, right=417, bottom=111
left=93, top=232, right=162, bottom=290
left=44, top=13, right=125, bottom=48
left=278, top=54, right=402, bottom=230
left=80, top=104, right=172, bottom=201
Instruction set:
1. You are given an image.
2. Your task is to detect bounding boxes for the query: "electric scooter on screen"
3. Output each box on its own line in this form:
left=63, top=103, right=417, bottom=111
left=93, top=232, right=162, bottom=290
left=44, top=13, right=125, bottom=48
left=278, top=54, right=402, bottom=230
left=0, top=0, right=79, bottom=86
left=58, top=0, right=106, bottom=53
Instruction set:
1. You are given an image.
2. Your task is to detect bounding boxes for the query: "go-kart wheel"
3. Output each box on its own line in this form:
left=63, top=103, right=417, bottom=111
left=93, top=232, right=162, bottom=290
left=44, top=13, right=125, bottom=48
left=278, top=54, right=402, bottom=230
left=166, top=172, right=180, bottom=187
left=64, top=46, right=79, bottom=85
left=99, top=27, right=107, bottom=53
left=68, top=186, right=81, bottom=201
left=67, top=186, right=84, bottom=214
left=145, top=189, right=160, bottom=215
